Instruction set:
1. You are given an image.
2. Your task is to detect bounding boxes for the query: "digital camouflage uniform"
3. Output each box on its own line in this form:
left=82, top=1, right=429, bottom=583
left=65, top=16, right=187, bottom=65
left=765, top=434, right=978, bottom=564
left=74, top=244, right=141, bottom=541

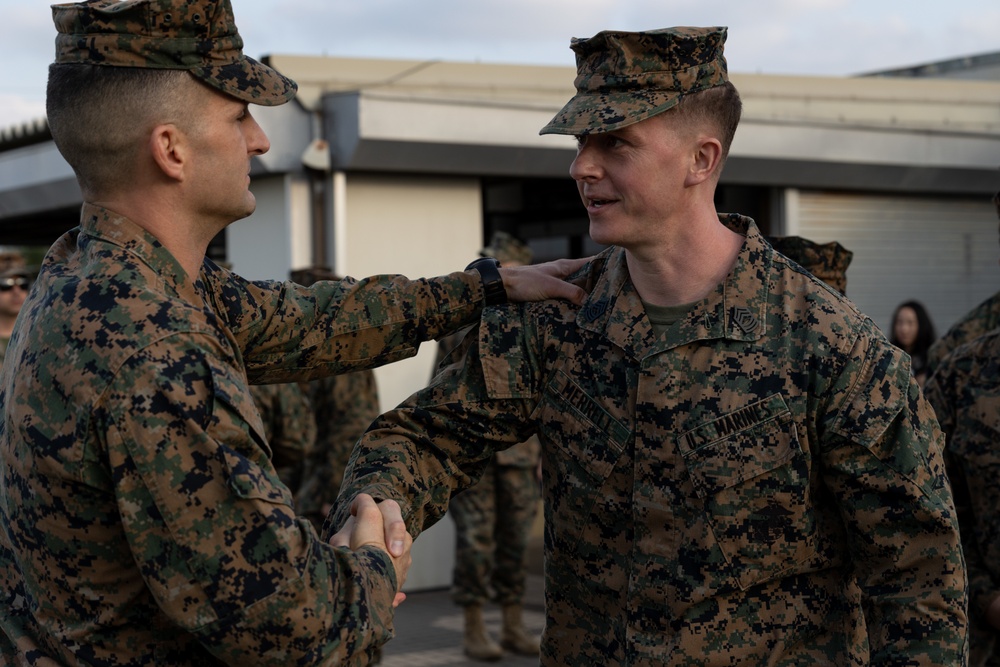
left=926, top=329, right=1000, bottom=667
left=0, top=3, right=499, bottom=662
left=333, top=215, right=967, bottom=665
left=435, top=329, right=541, bottom=609
left=295, top=370, right=381, bottom=531
left=927, top=290, right=1000, bottom=375
left=249, top=382, right=317, bottom=495
left=766, top=236, right=853, bottom=296
left=332, top=25, right=967, bottom=664
left=437, top=232, right=541, bottom=616
left=0, top=204, right=488, bottom=664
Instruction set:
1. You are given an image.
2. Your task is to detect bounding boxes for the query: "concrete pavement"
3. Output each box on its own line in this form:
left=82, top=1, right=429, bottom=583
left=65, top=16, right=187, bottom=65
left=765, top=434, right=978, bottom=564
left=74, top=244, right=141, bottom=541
left=378, top=574, right=545, bottom=667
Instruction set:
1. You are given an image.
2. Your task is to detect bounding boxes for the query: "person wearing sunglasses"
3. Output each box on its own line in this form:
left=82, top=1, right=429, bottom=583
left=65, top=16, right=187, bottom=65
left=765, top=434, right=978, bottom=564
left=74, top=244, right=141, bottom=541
left=0, top=258, right=32, bottom=368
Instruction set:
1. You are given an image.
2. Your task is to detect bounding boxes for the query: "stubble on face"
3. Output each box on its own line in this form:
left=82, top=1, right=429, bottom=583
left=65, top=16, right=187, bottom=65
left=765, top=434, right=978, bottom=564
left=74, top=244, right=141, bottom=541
left=574, top=113, right=700, bottom=251
left=181, top=85, right=264, bottom=232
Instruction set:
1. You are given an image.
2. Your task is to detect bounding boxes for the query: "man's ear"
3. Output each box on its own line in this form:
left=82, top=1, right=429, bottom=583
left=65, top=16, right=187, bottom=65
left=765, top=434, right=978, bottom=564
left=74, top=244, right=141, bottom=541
left=149, top=124, right=185, bottom=182
left=686, top=136, right=723, bottom=187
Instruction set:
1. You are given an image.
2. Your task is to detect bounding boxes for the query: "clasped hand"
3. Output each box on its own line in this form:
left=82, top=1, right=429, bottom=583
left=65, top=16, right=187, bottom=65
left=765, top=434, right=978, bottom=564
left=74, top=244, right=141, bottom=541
left=329, top=494, right=412, bottom=608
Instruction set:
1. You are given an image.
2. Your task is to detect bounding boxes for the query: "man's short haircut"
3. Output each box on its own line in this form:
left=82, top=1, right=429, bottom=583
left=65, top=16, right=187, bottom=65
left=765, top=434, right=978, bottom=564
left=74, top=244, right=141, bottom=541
left=46, top=64, right=195, bottom=197
left=666, top=81, right=743, bottom=167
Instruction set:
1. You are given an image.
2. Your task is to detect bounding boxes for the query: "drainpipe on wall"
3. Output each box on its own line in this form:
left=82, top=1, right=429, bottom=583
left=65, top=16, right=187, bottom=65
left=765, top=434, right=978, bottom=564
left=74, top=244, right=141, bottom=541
left=331, top=170, right=347, bottom=276
left=301, top=138, right=330, bottom=269
left=301, top=111, right=332, bottom=271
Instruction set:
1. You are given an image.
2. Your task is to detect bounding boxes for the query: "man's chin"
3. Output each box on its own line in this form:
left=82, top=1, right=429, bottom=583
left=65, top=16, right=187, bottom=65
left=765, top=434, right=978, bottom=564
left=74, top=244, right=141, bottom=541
left=588, top=223, right=616, bottom=248
left=232, top=198, right=257, bottom=222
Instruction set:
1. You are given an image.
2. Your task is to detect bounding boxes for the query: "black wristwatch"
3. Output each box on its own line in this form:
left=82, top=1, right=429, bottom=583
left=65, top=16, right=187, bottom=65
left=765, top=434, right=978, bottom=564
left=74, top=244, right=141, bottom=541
left=466, top=256, right=507, bottom=307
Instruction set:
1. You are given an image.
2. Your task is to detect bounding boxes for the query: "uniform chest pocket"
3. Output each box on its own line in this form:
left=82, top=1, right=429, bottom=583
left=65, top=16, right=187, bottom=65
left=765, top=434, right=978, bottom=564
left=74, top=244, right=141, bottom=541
left=678, top=395, right=817, bottom=591
left=210, top=380, right=291, bottom=506
left=537, top=371, right=630, bottom=549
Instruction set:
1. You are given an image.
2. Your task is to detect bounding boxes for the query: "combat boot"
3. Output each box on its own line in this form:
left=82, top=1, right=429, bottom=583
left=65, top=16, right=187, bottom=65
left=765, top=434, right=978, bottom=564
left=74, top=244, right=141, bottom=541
left=500, top=603, right=540, bottom=655
left=463, top=605, right=503, bottom=661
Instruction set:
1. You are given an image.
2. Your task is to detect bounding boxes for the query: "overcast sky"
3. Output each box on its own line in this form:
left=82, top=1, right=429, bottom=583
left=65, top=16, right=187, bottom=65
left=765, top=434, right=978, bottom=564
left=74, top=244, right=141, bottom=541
left=1, top=0, right=998, bottom=130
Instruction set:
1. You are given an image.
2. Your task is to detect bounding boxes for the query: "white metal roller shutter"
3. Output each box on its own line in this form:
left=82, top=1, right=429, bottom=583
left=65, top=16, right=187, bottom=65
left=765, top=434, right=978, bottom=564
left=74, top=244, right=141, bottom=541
left=793, top=191, right=999, bottom=337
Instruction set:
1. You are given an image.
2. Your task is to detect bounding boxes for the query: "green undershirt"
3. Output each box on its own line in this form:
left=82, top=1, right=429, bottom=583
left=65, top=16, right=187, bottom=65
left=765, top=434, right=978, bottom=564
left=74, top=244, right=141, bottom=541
left=643, top=301, right=697, bottom=337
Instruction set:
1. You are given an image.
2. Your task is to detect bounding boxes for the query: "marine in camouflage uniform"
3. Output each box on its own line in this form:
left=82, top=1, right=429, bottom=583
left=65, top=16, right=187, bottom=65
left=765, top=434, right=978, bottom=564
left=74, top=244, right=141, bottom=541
left=436, top=232, right=542, bottom=660
left=332, top=27, right=968, bottom=665
left=0, top=1, right=586, bottom=664
left=928, top=291, right=1000, bottom=375
left=766, top=236, right=853, bottom=296
left=249, top=381, right=317, bottom=494
left=286, top=268, right=383, bottom=532
left=926, top=330, right=1000, bottom=667
left=296, top=370, right=381, bottom=530
left=924, top=190, right=1000, bottom=666
left=0, top=253, right=32, bottom=368
left=0, top=209, right=482, bottom=665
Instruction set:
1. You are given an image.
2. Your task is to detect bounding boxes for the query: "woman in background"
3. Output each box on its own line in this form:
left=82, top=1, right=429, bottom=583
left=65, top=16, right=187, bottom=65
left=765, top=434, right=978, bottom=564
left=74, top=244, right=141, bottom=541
left=890, top=300, right=937, bottom=386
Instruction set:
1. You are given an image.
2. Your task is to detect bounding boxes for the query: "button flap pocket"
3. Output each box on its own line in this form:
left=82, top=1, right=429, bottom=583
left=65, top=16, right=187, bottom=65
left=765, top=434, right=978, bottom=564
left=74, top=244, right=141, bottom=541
left=679, top=394, right=797, bottom=498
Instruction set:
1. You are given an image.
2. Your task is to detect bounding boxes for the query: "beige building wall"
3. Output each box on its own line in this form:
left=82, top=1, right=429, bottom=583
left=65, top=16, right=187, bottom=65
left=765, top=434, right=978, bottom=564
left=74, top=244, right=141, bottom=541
left=337, top=172, right=485, bottom=591
left=229, top=174, right=312, bottom=281
left=336, top=172, right=483, bottom=412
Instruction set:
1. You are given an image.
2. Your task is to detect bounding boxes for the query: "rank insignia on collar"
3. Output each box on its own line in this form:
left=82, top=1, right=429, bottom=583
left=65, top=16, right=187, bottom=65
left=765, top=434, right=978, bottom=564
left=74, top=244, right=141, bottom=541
left=731, top=306, right=759, bottom=334
left=582, top=299, right=608, bottom=322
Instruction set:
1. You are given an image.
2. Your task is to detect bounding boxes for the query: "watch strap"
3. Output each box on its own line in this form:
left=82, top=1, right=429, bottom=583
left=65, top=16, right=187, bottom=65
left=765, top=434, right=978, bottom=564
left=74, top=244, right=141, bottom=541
left=465, top=256, right=507, bottom=307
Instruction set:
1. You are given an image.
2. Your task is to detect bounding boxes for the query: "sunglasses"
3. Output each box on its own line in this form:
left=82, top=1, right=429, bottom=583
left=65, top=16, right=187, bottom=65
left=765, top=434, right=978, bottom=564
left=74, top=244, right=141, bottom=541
left=0, top=276, right=32, bottom=292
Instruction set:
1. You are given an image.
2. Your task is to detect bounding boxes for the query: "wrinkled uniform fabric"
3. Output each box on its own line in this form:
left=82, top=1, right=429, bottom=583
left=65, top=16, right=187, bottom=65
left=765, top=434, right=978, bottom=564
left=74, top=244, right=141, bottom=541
left=926, top=329, right=1000, bottom=667
left=437, top=329, right=541, bottom=607
left=0, top=203, right=483, bottom=666
left=249, top=382, right=317, bottom=494
left=295, top=370, right=381, bottom=530
left=449, top=459, right=539, bottom=607
left=928, top=290, right=1000, bottom=375
left=333, top=215, right=967, bottom=666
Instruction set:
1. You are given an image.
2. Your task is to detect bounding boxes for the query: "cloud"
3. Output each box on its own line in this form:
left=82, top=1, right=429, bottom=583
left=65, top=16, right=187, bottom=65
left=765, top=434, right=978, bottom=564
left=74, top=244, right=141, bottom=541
left=0, top=95, right=46, bottom=131
left=0, top=0, right=997, bottom=132
left=234, top=0, right=999, bottom=76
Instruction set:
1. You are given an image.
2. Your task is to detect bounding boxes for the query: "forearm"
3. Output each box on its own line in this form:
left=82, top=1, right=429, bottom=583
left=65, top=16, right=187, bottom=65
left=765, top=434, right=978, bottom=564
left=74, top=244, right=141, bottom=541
left=117, top=433, right=399, bottom=664
left=190, top=540, right=397, bottom=666
left=224, top=271, right=483, bottom=382
left=329, top=393, right=536, bottom=539
left=329, top=415, right=495, bottom=539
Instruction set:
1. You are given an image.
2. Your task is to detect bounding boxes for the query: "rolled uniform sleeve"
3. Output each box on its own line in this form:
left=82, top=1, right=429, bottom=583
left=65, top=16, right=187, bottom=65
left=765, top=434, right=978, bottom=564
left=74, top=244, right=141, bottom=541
left=820, top=321, right=968, bottom=664
left=106, top=333, right=396, bottom=665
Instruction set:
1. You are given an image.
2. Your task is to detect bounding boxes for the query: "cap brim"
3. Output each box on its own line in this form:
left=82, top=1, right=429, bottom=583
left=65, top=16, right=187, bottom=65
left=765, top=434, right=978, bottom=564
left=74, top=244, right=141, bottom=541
left=195, top=56, right=297, bottom=107
left=0, top=267, right=36, bottom=280
left=540, top=90, right=682, bottom=135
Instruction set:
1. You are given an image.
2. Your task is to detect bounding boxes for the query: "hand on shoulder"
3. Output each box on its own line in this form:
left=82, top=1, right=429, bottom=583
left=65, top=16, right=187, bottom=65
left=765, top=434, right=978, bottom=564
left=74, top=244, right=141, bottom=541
left=500, top=257, right=590, bottom=306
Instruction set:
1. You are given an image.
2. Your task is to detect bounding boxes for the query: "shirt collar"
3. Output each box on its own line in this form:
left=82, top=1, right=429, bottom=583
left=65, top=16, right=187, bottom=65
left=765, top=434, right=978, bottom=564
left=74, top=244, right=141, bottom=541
left=577, top=214, right=772, bottom=359
left=78, top=203, right=203, bottom=305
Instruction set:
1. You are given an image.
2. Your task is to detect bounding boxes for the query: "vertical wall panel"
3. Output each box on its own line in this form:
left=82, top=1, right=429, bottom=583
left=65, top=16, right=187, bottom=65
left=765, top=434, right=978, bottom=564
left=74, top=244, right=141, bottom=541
left=795, top=191, right=998, bottom=337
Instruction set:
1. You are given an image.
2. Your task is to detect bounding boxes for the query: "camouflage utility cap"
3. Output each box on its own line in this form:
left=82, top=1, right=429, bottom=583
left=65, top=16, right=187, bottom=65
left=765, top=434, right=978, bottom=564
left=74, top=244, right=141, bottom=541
left=481, top=231, right=533, bottom=266
left=51, top=0, right=296, bottom=106
left=768, top=236, right=854, bottom=295
left=0, top=252, right=26, bottom=276
left=541, top=26, right=728, bottom=136
left=0, top=265, right=35, bottom=281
